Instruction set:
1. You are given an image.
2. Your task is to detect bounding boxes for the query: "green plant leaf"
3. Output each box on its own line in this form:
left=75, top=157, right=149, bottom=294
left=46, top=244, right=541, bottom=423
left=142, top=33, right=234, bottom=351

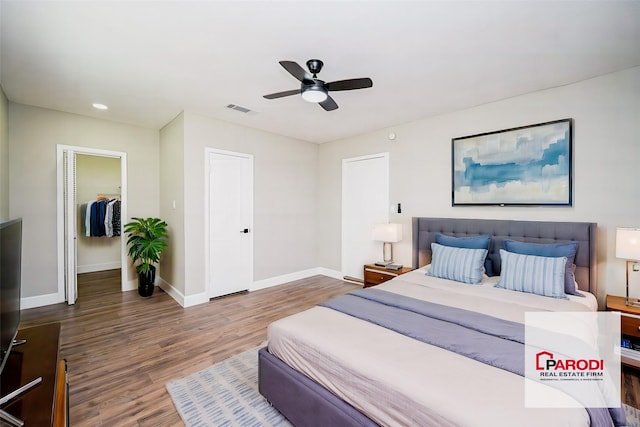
left=123, top=217, right=169, bottom=271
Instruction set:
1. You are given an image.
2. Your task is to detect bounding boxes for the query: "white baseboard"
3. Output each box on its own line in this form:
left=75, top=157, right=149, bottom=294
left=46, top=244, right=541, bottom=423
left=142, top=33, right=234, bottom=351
left=157, top=276, right=208, bottom=308
left=183, top=292, right=209, bottom=308
left=21, top=291, right=65, bottom=310
left=251, top=267, right=343, bottom=291
left=316, top=267, right=343, bottom=280
left=22, top=268, right=346, bottom=309
left=124, top=278, right=137, bottom=292
left=77, top=261, right=121, bottom=274
left=159, top=268, right=343, bottom=308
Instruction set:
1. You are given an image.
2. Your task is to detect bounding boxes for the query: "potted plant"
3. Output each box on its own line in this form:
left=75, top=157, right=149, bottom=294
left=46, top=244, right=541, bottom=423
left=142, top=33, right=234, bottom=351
left=123, top=217, right=168, bottom=297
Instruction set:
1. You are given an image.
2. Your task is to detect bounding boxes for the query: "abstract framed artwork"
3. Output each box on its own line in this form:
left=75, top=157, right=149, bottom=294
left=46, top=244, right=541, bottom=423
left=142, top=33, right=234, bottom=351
left=452, top=119, right=572, bottom=206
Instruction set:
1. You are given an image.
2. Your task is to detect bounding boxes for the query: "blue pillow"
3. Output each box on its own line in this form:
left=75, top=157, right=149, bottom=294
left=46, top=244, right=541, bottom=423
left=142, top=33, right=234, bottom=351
left=427, top=243, right=488, bottom=284
left=434, top=233, right=494, bottom=276
left=502, top=239, right=581, bottom=296
left=495, top=249, right=567, bottom=299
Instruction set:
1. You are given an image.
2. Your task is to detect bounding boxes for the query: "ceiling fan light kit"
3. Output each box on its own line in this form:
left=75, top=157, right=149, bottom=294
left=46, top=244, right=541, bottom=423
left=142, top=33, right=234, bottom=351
left=301, top=82, right=328, bottom=103
left=264, top=58, right=372, bottom=111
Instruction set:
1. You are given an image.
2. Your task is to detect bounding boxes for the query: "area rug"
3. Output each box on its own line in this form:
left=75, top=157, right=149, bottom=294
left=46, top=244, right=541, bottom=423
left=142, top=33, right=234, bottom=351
left=167, top=346, right=640, bottom=427
left=627, top=403, right=640, bottom=427
left=166, top=346, right=291, bottom=427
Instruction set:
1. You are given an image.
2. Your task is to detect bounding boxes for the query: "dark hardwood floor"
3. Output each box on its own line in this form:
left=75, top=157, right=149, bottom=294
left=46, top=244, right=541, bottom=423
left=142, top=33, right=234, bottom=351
left=19, top=270, right=640, bottom=426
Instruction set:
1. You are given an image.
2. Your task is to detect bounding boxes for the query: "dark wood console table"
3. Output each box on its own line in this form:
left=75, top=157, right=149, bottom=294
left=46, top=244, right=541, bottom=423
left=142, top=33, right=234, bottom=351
left=0, top=322, right=68, bottom=426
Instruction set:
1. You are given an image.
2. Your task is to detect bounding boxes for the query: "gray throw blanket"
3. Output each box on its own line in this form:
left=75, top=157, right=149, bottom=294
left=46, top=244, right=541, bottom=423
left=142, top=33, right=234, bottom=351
left=320, top=288, right=625, bottom=427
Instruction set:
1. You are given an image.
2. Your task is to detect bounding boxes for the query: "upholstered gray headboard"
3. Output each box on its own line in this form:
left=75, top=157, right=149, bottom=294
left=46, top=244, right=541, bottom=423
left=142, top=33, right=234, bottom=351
left=412, top=217, right=597, bottom=295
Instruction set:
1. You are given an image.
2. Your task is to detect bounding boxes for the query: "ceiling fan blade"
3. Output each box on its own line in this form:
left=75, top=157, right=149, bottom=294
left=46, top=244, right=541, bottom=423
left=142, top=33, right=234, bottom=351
left=279, top=61, right=313, bottom=83
left=319, top=95, right=338, bottom=111
left=263, top=89, right=300, bottom=99
left=325, top=78, right=373, bottom=92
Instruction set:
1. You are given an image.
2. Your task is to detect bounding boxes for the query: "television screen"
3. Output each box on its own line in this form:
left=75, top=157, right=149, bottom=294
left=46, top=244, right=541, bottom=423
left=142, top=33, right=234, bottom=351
left=0, top=218, right=22, bottom=375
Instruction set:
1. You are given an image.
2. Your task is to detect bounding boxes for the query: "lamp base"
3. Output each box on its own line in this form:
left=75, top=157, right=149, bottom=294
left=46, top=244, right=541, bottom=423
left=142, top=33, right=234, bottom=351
left=382, top=242, right=394, bottom=264
left=625, top=298, right=640, bottom=307
left=374, top=261, right=393, bottom=267
left=625, top=262, right=639, bottom=307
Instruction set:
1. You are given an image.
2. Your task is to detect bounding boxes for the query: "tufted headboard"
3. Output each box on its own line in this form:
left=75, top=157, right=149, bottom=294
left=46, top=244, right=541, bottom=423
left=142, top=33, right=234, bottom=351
left=412, top=217, right=597, bottom=295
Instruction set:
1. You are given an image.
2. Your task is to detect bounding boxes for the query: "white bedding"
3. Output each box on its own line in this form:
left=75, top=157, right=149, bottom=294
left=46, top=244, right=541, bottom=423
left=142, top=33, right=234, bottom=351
left=267, top=270, right=598, bottom=427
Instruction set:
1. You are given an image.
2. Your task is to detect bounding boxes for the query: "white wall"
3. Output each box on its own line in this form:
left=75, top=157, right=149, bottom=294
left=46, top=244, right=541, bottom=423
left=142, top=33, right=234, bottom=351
left=318, top=67, right=640, bottom=303
left=159, top=112, right=185, bottom=295
left=75, top=154, right=121, bottom=273
left=0, top=87, right=8, bottom=220
left=9, top=103, right=159, bottom=299
left=8, top=67, right=638, bottom=306
left=182, top=112, right=318, bottom=299
left=8, top=103, right=318, bottom=306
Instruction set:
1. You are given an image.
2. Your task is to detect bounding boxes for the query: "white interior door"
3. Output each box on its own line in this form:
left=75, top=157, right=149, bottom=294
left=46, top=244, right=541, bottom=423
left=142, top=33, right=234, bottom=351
left=342, top=153, right=389, bottom=280
left=207, top=149, right=253, bottom=298
left=63, top=150, right=78, bottom=304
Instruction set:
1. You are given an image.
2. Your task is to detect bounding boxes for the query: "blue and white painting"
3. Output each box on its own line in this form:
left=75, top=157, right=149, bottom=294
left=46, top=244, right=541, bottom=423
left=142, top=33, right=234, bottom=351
left=452, top=120, right=572, bottom=205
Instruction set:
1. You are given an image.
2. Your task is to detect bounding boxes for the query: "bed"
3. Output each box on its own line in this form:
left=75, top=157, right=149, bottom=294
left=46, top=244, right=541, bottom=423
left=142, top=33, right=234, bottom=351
left=258, top=217, right=623, bottom=427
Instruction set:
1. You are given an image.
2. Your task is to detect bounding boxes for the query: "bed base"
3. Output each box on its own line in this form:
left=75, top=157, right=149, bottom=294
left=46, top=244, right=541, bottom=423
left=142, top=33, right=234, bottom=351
left=258, top=347, right=378, bottom=427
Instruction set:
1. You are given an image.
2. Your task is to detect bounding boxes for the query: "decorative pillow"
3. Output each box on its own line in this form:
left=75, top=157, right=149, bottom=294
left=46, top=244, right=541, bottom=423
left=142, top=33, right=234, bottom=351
left=502, top=239, right=582, bottom=297
left=434, top=233, right=494, bottom=276
left=495, top=249, right=567, bottom=299
left=427, top=243, right=488, bottom=284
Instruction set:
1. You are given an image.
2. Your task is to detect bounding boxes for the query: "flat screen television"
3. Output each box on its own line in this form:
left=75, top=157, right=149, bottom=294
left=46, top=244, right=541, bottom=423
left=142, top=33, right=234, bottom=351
left=0, top=218, right=22, bottom=376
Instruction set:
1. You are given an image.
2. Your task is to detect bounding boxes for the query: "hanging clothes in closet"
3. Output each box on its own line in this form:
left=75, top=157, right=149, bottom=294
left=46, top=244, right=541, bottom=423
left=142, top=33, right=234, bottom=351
left=84, top=197, right=121, bottom=237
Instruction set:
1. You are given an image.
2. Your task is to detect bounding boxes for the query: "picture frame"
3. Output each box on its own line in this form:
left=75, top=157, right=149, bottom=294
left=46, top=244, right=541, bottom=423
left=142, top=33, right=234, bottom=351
left=451, top=119, right=572, bottom=206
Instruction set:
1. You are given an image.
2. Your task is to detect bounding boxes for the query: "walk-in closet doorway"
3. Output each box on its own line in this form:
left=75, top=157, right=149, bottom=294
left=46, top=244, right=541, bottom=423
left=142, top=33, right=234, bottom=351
left=56, top=145, right=128, bottom=305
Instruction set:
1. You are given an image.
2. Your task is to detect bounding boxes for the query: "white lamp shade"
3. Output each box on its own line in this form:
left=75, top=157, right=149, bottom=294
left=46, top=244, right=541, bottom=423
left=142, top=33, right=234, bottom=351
left=616, top=228, right=640, bottom=261
left=372, top=223, right=402, bottom=243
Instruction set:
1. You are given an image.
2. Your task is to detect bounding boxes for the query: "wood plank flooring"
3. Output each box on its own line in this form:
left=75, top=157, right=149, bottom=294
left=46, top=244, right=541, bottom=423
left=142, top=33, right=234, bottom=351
left=623, top=364, right=640, bottom=409
left=19, top=270, right=360, bottom=426
left=19, top=270, right=640, bottom=426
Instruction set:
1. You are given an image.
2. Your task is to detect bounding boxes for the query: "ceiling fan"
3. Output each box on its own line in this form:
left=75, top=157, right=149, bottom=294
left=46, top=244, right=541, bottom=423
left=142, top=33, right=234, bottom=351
left=263, top=59, right=373, bottom=111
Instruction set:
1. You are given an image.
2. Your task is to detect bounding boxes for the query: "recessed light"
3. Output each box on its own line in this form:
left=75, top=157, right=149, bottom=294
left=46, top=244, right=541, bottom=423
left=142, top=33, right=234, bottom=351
left=92, top=103, right=108, bottom=110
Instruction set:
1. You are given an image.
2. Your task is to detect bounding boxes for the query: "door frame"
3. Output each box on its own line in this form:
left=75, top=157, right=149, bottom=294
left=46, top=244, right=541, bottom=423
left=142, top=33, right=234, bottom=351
left=56, top=145, right=129, bottom=302
left=341, top=152, right=389, bottom=280
left=63, top=150, right=77, bottom=304
left=204, top=147, right=254, bottom=298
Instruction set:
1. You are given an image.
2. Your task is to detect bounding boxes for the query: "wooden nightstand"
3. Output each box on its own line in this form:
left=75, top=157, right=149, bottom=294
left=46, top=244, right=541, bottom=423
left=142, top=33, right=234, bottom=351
left=606, top=294, right=640, bottom=369
left=363, top=264, right=414, bottom=288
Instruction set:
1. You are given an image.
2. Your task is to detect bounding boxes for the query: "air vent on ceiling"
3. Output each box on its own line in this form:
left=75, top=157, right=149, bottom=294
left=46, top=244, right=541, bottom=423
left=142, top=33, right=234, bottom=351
left=226, top=104, right=252, bottom=114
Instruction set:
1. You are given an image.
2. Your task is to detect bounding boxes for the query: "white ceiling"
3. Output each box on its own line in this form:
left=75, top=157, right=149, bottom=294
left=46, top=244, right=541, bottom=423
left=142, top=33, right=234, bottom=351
left=1, top=1, right=639, bottom=144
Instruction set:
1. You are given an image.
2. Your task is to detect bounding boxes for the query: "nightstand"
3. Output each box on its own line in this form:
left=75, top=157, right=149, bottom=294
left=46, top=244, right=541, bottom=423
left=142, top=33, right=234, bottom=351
left=606, top=294, right=640, bottom=369
left=363, top=264, right=414, bottom=288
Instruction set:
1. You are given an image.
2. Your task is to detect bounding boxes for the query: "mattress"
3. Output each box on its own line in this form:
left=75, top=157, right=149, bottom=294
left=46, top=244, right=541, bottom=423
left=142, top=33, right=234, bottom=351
left=267, top=270, right=598, bottom=427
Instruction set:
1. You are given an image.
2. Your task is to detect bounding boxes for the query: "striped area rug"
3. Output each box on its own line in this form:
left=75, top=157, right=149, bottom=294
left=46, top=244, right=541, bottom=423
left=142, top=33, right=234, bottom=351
left=167, top=346, right=640, bottom=427
left=166, top=346, right=291, bottom=427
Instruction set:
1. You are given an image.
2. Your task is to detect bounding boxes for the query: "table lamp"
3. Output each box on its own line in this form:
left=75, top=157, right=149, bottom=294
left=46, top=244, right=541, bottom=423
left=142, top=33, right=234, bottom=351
left=372, top=223, right=402, bottom=266
left=616, top=227, right=640, bottom=306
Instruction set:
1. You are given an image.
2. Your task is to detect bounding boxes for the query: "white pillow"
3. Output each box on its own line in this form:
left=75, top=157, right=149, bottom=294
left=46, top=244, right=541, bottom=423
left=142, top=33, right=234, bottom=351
left=426, top=243, right=487, bottom=284
left=495, top=249, right=567, bottom=299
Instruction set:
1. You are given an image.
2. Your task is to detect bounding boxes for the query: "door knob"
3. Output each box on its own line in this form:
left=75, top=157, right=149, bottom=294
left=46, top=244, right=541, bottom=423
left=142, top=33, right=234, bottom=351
left=240, top=228, right=250, bottom=233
